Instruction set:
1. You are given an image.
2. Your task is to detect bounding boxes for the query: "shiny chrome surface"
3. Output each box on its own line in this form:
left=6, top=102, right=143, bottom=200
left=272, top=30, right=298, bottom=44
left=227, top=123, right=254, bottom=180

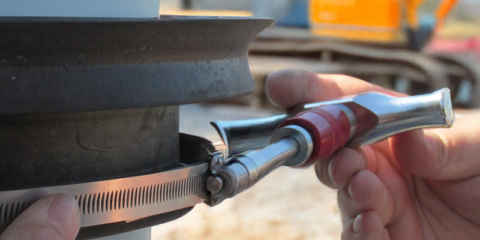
left=208, top=162, right=250, bottom=205
left=208, top=137, right=303, bottom=206
left=211, top=115, right=287, bottom=158
left=349, top=88, right=454, bottom=145
left=207, top=88, right=454, bottom=207
left=213, top=88, right=454, bottom=152
left=238, top=137, right=299, bottom=188
left=304, top=97, right=354, bottom=109
left=0, top=163, right=209, bottom=232
left=270, top=125, right=314, bottom=167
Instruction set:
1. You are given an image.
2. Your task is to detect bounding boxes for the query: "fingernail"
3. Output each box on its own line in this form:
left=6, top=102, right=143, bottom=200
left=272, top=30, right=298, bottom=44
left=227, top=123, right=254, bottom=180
left=327, top=160, right=335, bottom=186
left=348, top=184, right=354, bottom=198
left=314, top=159, right=323, bottom=179
left=47, top=195, right=81, bottom=239
left=352, top=214, right=362, bottom=233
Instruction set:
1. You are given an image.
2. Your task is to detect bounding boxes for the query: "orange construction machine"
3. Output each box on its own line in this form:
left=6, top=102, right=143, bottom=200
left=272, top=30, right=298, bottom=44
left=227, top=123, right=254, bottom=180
left=309, top=0, right=458, bottom=47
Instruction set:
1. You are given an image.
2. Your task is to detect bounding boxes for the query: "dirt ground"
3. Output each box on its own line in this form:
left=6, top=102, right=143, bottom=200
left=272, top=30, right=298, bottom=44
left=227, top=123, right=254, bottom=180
left=151, top=104, right=342, bottom=240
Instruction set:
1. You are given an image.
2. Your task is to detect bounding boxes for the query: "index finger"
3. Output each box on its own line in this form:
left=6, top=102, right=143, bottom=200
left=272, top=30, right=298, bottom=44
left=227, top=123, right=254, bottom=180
left=265, top=70, right=403, bottom=108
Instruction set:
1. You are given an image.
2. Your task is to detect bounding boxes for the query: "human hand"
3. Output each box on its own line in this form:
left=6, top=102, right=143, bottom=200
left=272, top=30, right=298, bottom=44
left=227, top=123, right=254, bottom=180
left=0, top=195, right=80, bottom=240
left=266, top=70, right=480, bottom=239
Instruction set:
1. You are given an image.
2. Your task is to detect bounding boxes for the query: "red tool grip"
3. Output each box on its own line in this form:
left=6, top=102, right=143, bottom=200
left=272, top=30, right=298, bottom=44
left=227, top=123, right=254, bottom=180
left=279, top=105, right=352, bottom=167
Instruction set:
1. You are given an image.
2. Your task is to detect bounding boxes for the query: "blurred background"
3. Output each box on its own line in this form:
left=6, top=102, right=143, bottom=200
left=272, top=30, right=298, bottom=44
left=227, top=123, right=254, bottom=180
left=153, top=0, right=480, bottom=239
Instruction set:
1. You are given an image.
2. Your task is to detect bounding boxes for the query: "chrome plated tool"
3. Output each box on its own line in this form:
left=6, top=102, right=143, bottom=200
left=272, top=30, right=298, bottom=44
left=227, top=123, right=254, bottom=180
left=207, top=88, right=454, bottom=205
left=0, top=88, right=454, bottom=233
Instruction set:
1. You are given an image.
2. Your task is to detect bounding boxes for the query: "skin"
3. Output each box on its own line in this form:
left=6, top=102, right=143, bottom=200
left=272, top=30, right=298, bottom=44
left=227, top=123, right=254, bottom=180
left=266, top=70, right=480, bottom=240
left=0, top=195, right=80, bottom=240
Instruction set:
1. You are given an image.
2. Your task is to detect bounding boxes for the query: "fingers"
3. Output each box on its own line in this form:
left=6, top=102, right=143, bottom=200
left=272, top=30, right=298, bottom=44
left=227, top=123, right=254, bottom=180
left=315, top=147, right=375, bottom=189
left=338, top=170, right=394, bottom=225
left=338, top=171, right=394, bottom=240
left=315, top=147, right=394, bottom=240
left=390, top=112, right=480, bottom=180
left=341, top=211, right=390, bottom=240
left=265, top=70, right=402, bottom=108
left=0, top=195, right=80, bottom=240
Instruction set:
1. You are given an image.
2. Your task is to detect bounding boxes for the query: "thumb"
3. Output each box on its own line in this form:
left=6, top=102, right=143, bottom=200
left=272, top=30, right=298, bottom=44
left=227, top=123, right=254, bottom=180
left=0, top=194, right=81, bottom=240
left=390, top=111, right=480, bottom=180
